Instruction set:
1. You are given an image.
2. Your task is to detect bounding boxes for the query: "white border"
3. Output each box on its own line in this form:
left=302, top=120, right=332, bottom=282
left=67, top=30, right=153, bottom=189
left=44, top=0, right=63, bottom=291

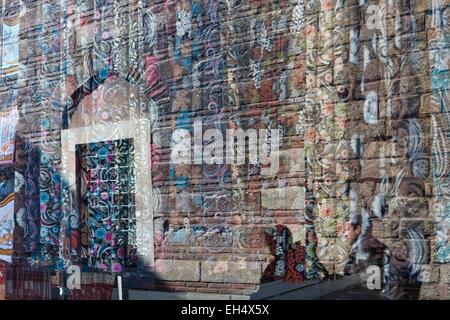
left=61, top=119, right=154, bottom=268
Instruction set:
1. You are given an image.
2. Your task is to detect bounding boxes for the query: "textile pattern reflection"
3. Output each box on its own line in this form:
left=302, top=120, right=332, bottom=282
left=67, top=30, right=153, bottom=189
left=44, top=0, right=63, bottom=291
left=77, top=139, right=137, bottom=273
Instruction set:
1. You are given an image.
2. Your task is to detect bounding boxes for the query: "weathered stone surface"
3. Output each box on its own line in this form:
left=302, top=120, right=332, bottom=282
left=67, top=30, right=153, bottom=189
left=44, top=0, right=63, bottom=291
left=442, top=285, right=450, bottom=300
left=419, top=284, right=442, bottom=300
left=372, top=219, right=399, bottom=239
left=261, top=186, right=304, bottom=210
left=364, top=141, right=398, bottom=159
left=418, top=265, right=440, bottom=283
left=440, top=265, right=450, bottom=284
left=201, top=261, right=261, bottom=284
left=155, top=259, right=200, bottom=282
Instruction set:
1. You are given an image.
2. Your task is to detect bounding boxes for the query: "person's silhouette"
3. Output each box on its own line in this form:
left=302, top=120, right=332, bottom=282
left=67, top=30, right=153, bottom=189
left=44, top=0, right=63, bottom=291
left=261, top=225, right=306, bottom=284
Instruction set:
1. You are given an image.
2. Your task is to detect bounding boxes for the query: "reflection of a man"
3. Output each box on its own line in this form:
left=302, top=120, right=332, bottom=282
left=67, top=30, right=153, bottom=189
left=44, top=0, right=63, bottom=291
left=343, top=213, right=388, bottom=297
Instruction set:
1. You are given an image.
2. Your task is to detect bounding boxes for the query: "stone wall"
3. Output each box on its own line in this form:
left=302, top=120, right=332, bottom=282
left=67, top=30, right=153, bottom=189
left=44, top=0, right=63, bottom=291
left=0, top=0, right=449, bottom=299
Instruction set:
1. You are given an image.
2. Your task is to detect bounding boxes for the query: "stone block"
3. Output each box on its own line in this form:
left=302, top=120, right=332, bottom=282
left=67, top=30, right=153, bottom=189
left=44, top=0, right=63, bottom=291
left=440, top=265, right=450, bottom=284
left=418, top=265, right=440, bottom=283
left=155, top=259, right=200, bottom=282
left=371, top=219, right=399, bottom=239
left=442, top=285, right=450, bottom=300
left=261, top=186, right=304, bottom=210
left=392, top=198, right=429, bottom=218
left=364, top=141, right=397, bottom=159
left=419, top=284, right=441, bottom=300
left=201, top=261, right=261, bottom=284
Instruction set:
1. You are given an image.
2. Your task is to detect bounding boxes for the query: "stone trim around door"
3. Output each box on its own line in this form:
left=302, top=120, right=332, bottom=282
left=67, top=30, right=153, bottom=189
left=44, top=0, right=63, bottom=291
left=61, top=118, right=154, bottom=268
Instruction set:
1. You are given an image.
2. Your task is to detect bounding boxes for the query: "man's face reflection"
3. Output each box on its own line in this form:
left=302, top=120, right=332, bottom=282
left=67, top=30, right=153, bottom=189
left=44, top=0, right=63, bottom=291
left=344, top=222, right=361, bottom=245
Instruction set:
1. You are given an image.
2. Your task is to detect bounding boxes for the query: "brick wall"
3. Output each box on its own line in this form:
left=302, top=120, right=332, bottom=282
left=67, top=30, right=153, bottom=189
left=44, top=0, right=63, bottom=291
left=0, top=0, right=449, bottom=299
